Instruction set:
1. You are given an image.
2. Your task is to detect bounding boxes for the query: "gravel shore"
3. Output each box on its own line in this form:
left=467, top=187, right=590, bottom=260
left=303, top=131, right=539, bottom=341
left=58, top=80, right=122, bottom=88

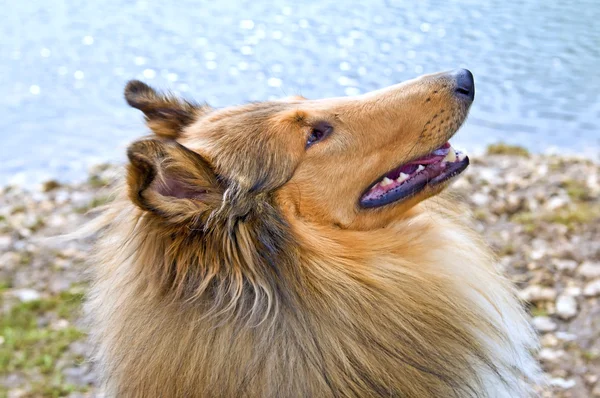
left=1, top=150, right=599, bottom=397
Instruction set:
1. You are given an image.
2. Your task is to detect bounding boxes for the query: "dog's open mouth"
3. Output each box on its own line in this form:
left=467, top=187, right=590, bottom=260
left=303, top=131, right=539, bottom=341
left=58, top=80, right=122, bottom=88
left=360, top=143, right=469, bottom=208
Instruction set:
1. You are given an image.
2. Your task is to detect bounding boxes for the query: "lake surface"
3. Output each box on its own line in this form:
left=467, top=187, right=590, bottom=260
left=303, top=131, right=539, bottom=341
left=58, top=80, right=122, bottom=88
left=1, top=0, right=599, bottom=186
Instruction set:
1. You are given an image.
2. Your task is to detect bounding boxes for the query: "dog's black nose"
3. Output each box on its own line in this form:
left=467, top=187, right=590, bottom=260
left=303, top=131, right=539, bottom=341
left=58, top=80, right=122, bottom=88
left=451, top=69, right=475, bottom=101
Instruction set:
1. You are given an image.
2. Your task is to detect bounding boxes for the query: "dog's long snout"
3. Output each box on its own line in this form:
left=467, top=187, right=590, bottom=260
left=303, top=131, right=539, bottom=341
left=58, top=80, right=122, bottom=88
left=450, top=69, right=475, bottom=101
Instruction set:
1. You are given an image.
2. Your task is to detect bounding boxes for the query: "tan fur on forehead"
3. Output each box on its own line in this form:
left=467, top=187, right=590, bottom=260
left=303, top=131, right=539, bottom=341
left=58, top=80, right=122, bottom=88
left=271, top=109, right=308, bottom=125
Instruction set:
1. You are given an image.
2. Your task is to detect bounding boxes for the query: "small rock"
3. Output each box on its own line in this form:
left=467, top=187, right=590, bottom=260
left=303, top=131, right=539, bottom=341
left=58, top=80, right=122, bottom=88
left=554, top=331, right=577, bottom=342
left=538, top=348, right=565, bottom=362
left=0, top=252, right=20, bottom=270
left=586, top=374, right=599, bottom=385
left=563, top=286, right=582, bottom=296
left=471, top=192, right=489, bottom=207
left=532, top=316, right=557, bottom=333
left=12, top=288, right=41, bottom=302
left=0, top=235, right=12, bottom=250
left=578, top=261, right=600, bottom=279
left=51, top=319, right=70, bottom=330
left=540, top=334, right=559, bottom=347
left=550, top=378, right=576, bottom=389
left=583, top=279, right=600, bottom=297
left=47, top=214, right=67, bottom=228
left=8, top=388, right=26, bottom=398
left=545, top=196, right=568, bottom=210
left=553, top=259, right=578, bottom=272
left=555, top=295, right=578, bottom=319
left=519, top=285, right=557, bottom=303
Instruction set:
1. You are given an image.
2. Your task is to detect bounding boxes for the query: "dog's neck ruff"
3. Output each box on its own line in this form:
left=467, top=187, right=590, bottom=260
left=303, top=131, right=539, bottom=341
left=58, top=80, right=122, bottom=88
left=86, top=195, right=541, bottom=397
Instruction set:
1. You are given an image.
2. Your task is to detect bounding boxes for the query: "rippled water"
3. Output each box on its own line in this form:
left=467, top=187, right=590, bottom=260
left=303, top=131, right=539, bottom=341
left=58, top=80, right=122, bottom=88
left=1, top=0, right=599, bottom=185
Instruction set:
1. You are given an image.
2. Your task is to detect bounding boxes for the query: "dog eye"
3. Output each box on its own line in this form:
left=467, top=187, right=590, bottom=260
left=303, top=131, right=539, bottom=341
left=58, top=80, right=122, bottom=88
left=306, top=122, right=333, bottom=148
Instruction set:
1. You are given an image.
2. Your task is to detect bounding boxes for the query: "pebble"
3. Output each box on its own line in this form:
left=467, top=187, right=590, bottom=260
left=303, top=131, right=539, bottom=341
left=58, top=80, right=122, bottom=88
left=519, top=285, right=557, bottom=303
left=555, top=295, right=578, bottom=320
left=533, top=316, right=558, bottom=333
left=539, top=348, right=565, bottom=362
left=545, top=196, right=568, bottom=210
left=553, top=259, right=578, bottom=272
left=578, top=261, right=600, bottom=279
left=11, top=288, right=41, bottom=302
left=51, top=319, right=70, bottom=330
left=554, top=332, right=577, bottom=342
left=471, top=192, right=489, bottom=206
left=550, top=378, right=577, bottom=389
left=583, top=280, right=600, bottom=297
left=0, top=235, right=12, bottom=250
left=563, top=286, right=582, bottom=297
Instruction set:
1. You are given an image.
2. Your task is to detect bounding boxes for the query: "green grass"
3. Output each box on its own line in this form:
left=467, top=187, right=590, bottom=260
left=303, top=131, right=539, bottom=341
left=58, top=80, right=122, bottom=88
left=511, top=202, right=600, bottom=232
left=0, top=290, right=88, bottom=397
left=87, top=175, right=108, bottom=189
left=544, top=203, right=600, bottom=229
left=561, top=179, right=591, bottom=202
left=486, top=142, right=530, bottom=157
left=530, top=306, right=548, bottom=317
left=510, top=211, right=538, bottom=233
left=582, top=350, right=599, bottom=363
left=0, top=282, right=10, bottom=293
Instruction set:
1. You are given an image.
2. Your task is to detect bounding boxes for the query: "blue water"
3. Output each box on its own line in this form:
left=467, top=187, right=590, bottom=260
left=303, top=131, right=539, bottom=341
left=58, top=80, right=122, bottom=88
left=1, top=0, right=599, bottom=185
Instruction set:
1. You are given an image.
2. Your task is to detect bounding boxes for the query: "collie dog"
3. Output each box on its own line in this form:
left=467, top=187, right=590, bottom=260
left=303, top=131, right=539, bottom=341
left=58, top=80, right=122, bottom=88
left=86, top=69, right=541, bottom=397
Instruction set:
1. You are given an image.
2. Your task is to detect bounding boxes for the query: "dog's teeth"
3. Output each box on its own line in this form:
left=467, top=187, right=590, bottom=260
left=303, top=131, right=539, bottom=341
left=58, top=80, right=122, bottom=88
left=381, top=177, right=394, bottom=187
left=396, top=172, right=409, bottom=183
left=457, top=152, right=467, bottom=161
left=443, top=149, right=457, bottom=162
left=417, top=165, right=425, bottom=172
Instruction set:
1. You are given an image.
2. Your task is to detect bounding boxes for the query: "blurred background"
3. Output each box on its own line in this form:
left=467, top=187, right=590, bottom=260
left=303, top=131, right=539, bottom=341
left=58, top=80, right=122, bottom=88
left=1, top=1, right=599, bottom=397
left=1, top=0, right=599, bottom=186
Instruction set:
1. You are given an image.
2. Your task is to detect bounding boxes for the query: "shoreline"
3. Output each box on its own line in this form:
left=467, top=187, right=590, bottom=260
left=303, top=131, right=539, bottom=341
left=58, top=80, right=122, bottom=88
left=2, top=143, right=598, bottom=189
left=1, top=151, right=599, bottom=397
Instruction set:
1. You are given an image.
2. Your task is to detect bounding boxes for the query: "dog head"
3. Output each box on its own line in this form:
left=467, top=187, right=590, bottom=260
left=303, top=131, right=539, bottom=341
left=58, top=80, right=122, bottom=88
left=124, top=70, right=474, bottom=230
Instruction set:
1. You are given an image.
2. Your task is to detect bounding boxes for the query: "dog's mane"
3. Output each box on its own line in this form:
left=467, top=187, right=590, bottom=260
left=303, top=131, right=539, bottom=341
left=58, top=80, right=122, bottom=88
left=85, top=183, right=541, bottom=397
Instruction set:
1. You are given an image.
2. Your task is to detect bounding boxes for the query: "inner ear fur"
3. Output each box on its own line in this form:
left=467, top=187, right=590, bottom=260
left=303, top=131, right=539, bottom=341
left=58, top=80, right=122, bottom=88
left=124, top=80, right=208, bottom=139
left=126, top=139, right=223, bottom=221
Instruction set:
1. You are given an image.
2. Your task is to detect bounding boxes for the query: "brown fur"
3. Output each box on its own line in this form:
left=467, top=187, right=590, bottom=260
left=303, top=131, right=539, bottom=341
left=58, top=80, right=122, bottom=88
left=86, top=72, right=541, bottom=397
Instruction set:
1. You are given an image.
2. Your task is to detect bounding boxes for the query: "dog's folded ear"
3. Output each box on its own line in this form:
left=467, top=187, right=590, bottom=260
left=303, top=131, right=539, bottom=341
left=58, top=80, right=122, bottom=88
left=126, top=139, right=223, bottom=222
left=124, top=80, right=206, bottom=139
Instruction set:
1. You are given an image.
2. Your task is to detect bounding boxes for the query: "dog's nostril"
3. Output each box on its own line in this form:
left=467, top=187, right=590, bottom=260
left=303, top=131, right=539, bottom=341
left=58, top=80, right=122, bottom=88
left=451, top=68, right=475, bottom=101
left=456, top=87, right=470, bottom=96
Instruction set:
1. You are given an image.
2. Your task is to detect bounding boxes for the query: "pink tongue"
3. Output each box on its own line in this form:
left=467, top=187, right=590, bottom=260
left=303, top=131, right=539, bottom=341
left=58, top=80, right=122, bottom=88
left=386, top=154, right=443, bottom=179
left=384, top=142, right=450, bottom=179
left=399, top=164, right=419, bottom=174
left=406, top=153, right=444, bottom=165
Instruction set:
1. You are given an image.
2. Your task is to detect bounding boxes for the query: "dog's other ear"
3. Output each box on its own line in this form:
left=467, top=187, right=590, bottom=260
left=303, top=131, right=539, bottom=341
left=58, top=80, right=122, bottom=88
left=126, top=139, right=223, bottom=222
left=124, top=80, right=206, bottom=139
